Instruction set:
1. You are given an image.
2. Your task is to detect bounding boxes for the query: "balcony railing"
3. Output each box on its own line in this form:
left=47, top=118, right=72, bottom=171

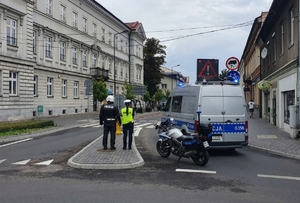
left=90, top=67, right=109, bottom=81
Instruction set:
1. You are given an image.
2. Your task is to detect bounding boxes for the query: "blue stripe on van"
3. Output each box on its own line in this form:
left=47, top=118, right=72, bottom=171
left=211, top=123, right=246, bottom=134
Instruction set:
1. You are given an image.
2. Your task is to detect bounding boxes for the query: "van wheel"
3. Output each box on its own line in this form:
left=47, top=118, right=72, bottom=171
left=192, top=148, right=209, bottom=166
left=156, top=141, right=171, bottom=157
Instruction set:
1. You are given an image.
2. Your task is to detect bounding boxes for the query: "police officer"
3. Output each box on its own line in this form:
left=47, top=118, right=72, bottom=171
left=121, top=99, right=135, bottom=150
left=99, top=95, right=121, bottom=150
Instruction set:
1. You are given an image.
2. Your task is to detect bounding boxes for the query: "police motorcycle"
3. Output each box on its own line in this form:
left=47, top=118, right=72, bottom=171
left=155, top=111, right=212, bottom=166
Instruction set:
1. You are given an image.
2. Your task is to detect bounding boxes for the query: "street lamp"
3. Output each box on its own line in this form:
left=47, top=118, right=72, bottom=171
left=171, top=64, right=180, bottom=90
left=114, top=30, right=129, bottom=96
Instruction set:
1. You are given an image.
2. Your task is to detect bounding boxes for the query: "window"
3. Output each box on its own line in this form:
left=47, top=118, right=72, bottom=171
left=284, top=90, right=295, bottom=123
left=93, top=23, right=97, bottom=37
left=83, top=17, right=87, bottom=32
left=9, top=72, right=18, bottom=96
left=280, top=22, right=284, bottom=55
left=109, top=61, right=112, bottom=73
left=102, top=60, right=105, bottom=69
left=45, top=0, right=52, bottom=15
left=289, top=7, right=294, bottom=45
left=120, top=67, right=123, bottom=77
left=60, top=5, right=66, bottom=22
left=92, top=54, right=97, bottom=67
left=60, top=42, right=66, bottom=61
left=171, top=96, right=182, bottom=113
left=162, top=84, right=167, bottom=89
left=33, top=31, right=36, bottom=53
left=45, top=36, right=52, bottom=58
left=125, top=42, right=128, bottom=53
left=62, top=79, right=67, bottom=97
left=47, top=77, right=53, bottom=96
left=33, top=75, right=38, bottom=96
left=72, top=47, right=77, bottom=64
left=73, top=12, right=78, bottom=28
left=82, top=50, right=87, bottom=67
left=7, top=18, right=17, bottom=46
left=74, top=81, right=79, bottom=98
left=121, top=40, right=123, bottom=51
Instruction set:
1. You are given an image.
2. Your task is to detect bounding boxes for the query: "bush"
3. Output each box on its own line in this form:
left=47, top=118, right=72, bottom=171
left=0, top=119, right=54, bottom=133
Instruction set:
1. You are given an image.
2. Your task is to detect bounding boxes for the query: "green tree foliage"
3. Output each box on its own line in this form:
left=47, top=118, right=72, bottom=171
left=164, top=89, right=171, bottom=99
left=154, top=88, right=165, bottom=103
left=143, top=91, right=151, bottom=103
left=219, top=69, right=229, bottom=80
left=92, top=79, right=107, bottom=102
left=143, top=38, right=166, bottom=97
left=122, top=80, right=135, bottom=100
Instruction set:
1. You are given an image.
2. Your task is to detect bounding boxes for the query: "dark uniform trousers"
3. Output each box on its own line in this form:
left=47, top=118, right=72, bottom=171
left=103, top=123, right=116, bottom=148
left=122, top=122, right=133, bottom=149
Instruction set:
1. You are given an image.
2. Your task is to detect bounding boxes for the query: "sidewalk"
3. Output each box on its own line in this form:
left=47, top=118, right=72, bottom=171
left=1, top=111, right=300, bottom=169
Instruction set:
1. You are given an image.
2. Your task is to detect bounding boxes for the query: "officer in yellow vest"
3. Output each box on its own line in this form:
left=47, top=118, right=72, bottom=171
left=121, top=99, right=135, bottom=150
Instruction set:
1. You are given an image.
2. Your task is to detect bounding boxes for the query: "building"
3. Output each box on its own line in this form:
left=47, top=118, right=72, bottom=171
left=0, top=0, right=146, bottom=121
left=242, top=0, right=299, bottom=138
left=159, top=66, right=187, bottom=92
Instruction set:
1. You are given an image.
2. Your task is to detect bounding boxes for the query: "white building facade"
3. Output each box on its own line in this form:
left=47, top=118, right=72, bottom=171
left=0, top=0, right=146, bottom=121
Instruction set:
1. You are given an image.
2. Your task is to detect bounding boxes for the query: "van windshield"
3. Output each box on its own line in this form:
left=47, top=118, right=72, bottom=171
left=201, top=96, right=245, bottom=116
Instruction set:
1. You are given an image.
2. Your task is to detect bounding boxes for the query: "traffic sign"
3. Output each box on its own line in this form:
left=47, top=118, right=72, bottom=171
left=226, top=57, right=240, bottom=70
left=226, top=70, right=240, bottom=81
left=197, top=59, right=219, bottom=81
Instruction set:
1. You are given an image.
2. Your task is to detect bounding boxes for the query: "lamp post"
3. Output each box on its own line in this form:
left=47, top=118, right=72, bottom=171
left=114, top=30, right=129, bottom=96
left=171, top=64, right=180, bottom=90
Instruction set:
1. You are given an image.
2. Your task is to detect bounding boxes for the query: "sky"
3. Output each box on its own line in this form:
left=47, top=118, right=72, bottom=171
left=97, top=0, right=273, bottom=84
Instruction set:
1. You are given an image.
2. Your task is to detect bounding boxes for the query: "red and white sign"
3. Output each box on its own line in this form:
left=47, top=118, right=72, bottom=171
left=226, top=57, right=240, bottom=70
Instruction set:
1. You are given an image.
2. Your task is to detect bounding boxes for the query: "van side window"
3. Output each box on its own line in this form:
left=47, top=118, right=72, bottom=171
left=171, top=96, right=182, bottom=113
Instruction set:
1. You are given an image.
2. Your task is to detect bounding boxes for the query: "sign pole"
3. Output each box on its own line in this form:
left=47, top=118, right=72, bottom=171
left=87, top=94, right=89, bottom=123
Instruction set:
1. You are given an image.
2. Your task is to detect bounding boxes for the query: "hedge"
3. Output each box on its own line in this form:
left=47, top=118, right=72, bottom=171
left=0, top=120, right=54, bottom=133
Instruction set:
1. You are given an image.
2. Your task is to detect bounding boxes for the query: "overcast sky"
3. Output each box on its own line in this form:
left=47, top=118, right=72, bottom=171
left=97, top=0, right=273, bottom=84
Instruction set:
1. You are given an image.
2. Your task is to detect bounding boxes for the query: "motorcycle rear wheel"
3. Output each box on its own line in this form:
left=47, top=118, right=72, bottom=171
left=156, top=141, right=171, bottom=157
left=191, top=148, right=209, bottom=166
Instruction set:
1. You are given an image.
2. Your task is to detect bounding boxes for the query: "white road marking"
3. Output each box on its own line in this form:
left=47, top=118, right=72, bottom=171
left=134, top=123, right=152, bottom=128
left=0, top=159, right=7, bottom=164
left=12, top=159, right=31, bottom=165
left=145, top=126, right=155, bottom=129
left=0, top=138, right=33, bottom=148
left=176, top=169, right=217, bottom=174
left=134, top=127, right=142, bottom=137
left=258, top=174, right=300, bottom=181
left=34, top=159, right=54, bottom=166
left=81, top=123, right=99, bottom=127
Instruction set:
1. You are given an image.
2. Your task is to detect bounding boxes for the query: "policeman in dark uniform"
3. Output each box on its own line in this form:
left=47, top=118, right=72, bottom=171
left=99, top=95, right=121, bottom=150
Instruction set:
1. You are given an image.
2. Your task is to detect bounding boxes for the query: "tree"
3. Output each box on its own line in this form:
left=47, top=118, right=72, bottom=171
left=92, top=79, right=107, bottom=102
left=164, top=89, right=171, bottom=99
left=219, top=69, right=229, bottom=80
left=122, top=80, right=135, bottom=100
left=154, top=88, right=165, bottom=103
left=143, top=38, right=167, bottom=97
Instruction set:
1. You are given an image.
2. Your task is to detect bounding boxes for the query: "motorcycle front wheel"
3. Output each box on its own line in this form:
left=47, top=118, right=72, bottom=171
left=191, top=148, right=209, bottom=166
left=156, top=141, right=171, bottom=157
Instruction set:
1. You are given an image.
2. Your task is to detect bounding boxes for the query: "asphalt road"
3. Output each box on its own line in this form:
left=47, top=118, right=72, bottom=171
left=0, top=115, right=299, bottom=203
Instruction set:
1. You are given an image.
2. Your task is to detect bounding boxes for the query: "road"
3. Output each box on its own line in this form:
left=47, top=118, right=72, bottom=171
left=0, top=115, right=299, bottom=203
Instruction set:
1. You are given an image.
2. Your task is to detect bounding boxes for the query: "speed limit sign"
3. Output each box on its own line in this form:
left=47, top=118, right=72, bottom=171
left=226, top=57, right=240, bottom=70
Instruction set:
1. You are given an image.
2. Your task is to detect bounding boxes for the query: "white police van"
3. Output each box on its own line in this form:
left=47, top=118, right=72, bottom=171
left=161, top=80, right=248, bottom=149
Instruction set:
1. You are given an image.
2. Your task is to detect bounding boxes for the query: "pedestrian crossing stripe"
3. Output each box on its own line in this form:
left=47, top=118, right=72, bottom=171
left=0, top=159, right=6, bottom=164
left=34, top=159, right=54, bottom=166
left=12, top=159, right=31, bottom=165
left=80, top=122, right=153, bottom=128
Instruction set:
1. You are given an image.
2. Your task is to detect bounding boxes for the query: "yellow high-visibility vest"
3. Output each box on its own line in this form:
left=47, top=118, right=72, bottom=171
left=121, top=107, right=133, bottom=125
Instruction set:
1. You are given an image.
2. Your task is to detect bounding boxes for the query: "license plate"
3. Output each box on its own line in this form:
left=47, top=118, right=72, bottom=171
left=203, top=141, right=209, bottom=148
left=212, top=136, right=222, bottom=140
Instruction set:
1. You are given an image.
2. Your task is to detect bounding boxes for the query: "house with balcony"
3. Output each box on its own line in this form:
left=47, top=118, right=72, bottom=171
left=0, top=0, right=146, bottom=121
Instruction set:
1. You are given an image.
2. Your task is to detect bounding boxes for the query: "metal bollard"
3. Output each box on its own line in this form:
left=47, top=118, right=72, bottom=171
left=116, top=121, right=122, bottom=135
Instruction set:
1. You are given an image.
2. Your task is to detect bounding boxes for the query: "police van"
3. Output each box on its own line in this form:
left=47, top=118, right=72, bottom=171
left=161, top=80, right=248, bottom=149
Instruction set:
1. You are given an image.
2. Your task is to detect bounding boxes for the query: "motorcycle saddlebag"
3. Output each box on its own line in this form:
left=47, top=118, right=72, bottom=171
left=197, top=123, right=212, bottom=135
left=181, top=137, right=198, bottom=150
